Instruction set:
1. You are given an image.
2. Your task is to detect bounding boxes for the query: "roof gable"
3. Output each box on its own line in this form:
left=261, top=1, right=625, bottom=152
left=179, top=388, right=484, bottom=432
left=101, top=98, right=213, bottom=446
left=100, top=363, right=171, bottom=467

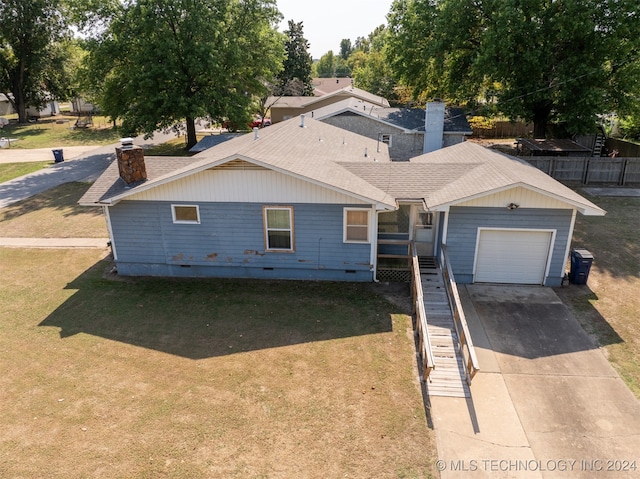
left=410, top=142, right=605, bottom=215
left=80, top=117, right=396, bottom=209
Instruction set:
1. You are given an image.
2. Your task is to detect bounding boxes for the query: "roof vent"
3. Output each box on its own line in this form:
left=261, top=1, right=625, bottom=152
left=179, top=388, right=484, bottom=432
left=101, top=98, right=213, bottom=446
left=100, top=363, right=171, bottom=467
left=364, top=147, right=368, bottom=158
left=300, top=114, right=306, bottom=128
left=253, top=127, right=259, bottom=140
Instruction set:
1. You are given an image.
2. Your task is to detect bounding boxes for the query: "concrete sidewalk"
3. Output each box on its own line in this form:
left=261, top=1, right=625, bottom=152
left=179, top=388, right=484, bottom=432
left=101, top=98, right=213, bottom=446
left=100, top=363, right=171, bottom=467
left=0, top=145, right=100, bottom=163
left=431, top=285, right=640, bottom=479
left=0, top=237, right=110, bottom=248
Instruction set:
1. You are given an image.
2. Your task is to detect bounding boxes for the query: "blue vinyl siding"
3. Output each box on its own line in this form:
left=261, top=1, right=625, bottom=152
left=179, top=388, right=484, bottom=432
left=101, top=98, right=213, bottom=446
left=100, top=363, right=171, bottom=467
left=109, top=201, right=373, bottom=281
left=445, top=206, right=573, bottom=286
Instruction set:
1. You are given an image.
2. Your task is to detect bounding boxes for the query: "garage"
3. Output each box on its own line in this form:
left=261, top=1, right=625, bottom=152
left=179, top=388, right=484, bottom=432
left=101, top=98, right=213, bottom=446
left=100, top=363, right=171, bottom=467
left=474, top=229, right=554, bottom=284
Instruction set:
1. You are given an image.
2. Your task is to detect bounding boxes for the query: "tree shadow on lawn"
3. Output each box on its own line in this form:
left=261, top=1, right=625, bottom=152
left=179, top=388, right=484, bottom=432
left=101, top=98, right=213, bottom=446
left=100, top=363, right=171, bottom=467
left=0, top=181, right=102, bottom=221
left=39, top=259, right=398, bottom=359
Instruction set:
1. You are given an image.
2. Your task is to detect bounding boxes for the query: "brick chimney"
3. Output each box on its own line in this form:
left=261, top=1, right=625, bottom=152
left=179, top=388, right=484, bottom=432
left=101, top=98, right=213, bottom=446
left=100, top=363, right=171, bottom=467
left=116, top=138, right=147, bottom=185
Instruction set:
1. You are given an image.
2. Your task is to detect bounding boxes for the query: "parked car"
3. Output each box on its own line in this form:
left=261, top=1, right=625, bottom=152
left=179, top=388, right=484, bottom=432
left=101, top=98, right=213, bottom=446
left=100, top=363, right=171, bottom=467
left=222, top=116, right=271, bottom=132
left=249, top=116, right=271, bottom=128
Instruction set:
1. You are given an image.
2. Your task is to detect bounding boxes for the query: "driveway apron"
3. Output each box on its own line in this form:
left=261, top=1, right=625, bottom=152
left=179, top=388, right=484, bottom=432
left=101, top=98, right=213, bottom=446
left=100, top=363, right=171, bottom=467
left=431, top=284, right=640, bottom=479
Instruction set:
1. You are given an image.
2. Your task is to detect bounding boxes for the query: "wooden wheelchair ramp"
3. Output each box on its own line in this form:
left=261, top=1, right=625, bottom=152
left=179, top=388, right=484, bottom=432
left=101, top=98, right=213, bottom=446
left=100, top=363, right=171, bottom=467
left=420, top=263, right=471, bottom=398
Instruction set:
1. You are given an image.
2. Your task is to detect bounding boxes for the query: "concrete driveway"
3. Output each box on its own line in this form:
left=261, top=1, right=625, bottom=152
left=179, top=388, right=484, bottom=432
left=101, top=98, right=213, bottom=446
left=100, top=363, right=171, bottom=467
left=0, top=130, right=179, bottom=208
left=431, top=284, right=640, bottom=478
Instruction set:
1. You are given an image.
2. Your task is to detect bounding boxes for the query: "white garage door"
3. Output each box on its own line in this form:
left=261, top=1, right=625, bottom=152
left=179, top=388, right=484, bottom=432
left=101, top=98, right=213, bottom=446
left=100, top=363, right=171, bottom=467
left=475, top=229, right=553, bottom=284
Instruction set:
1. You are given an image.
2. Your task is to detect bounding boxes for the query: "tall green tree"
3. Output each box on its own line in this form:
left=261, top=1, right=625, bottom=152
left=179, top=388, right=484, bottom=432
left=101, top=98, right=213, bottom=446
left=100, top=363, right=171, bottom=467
left=314, top=50, right=351, bottom=78
left=348, top=26, right=398, bottom=103
left=387, top=0, right=640, bottom=137
left=277, top=20, right=313, bottom=96
left=339, top=39, right=353, bottom=60
left=314, top=50, right=336, bottom=78
left=85, top=0, right=284, bottom=148
left=0, top=0, right=67, bottom=123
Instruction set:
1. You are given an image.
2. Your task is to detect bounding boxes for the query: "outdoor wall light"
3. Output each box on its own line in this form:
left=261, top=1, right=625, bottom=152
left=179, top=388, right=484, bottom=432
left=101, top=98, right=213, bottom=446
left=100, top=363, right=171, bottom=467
left=507, top=203, right=520, bottom=210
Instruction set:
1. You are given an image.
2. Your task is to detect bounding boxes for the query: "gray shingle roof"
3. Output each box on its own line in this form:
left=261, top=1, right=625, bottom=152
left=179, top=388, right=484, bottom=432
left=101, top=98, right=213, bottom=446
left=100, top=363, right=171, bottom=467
left=266, top=86, right=390, bottom=112
left=189, top=133, right=239, bottom=152
left=310, top=99, right=472, bottom=134
left=80, top=117, right=604, bottom=216
left=80, top=117, right=396, bottom=208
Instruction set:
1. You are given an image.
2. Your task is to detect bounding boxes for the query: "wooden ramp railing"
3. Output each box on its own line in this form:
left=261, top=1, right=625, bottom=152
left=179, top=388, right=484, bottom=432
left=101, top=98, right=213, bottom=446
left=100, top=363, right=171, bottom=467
left=440, top=245, right=480, bottom=385
left=410, top=243, right=436, bottom=381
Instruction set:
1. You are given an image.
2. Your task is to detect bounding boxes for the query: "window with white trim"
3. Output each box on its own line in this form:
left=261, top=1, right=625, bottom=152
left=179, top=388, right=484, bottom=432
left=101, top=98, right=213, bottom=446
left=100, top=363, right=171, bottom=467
left=264, top=206, right=294, bottom=252
left=344, top=208, right=370, bottom=243
left=172, top=205, right=200, bottom=224
left=379, top=133, right=392, bottom=148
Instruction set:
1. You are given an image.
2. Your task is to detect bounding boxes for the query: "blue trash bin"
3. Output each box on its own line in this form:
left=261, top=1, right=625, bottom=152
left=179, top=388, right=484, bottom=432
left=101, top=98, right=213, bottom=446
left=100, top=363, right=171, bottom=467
left=569, top=249, right=593, bottom=285
left=52, top=149, right=64, bottom=163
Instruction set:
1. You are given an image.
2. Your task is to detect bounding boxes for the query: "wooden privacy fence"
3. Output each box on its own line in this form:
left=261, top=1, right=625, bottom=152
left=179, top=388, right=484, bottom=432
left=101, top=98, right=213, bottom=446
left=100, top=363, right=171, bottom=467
left=472, top=121, right=533, bottom=138
left=526, top=157, right=640, bottom=185
left=439, top=245, right=479, bottom=385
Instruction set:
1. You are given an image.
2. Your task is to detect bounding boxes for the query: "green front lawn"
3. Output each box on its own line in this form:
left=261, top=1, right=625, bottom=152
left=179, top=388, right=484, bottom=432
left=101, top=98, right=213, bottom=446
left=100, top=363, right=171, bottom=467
left=1, top=114, right=121, bottom=149
left=0, top=247, right=437, bottom=478
left=0, top=161, right=52, bottom=183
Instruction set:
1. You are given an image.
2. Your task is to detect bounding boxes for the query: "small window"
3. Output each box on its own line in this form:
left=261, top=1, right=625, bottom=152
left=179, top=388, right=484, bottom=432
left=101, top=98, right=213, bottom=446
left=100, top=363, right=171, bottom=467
left=172, top=205, right=200, bottom=224
left=264, top=206, right=294, bottom=252
left=344, top=208, right=370, bottom=243
left=379, top=133, right=392, bottom=148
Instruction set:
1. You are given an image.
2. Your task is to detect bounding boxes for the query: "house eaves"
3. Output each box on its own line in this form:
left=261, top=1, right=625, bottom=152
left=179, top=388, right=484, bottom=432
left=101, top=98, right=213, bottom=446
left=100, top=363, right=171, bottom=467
left=104, top=153, right=396, bottom=210
left=81, top=117, right=398, bottom=210
left=425, top=182, right=606, bottom=216
left=312, top=100, right=418, bottom=134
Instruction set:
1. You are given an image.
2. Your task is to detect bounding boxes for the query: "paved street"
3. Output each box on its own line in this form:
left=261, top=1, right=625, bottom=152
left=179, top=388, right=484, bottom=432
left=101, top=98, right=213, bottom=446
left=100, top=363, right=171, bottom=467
left=0, top=130, right=179, bottom=208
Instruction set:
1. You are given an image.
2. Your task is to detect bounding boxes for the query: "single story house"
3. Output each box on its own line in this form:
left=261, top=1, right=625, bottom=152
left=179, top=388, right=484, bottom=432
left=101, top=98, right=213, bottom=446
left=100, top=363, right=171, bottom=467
left=80, top=116, right=604, bottom=286
left=311, top=77, right=355, bottom=96
left=310, top=99, right=472, bottom=161
left=267, top=85, right=390, bottom=123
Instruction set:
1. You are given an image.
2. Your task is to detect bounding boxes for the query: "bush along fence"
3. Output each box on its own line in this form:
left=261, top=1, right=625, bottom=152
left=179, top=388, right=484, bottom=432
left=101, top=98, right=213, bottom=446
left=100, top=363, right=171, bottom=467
left=526, top=156, right=640, bottom=185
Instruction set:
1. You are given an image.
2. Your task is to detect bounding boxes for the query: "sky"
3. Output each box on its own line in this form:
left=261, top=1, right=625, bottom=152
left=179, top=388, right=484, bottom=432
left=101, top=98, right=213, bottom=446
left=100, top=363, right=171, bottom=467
left=276, top=0, right=393, bottom=59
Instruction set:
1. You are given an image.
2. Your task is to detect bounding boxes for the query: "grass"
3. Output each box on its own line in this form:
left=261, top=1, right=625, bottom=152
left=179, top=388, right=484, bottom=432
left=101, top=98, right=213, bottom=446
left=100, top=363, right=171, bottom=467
left=0, top=114, right=121, bottom=149
left=144, top=136, right=199, bottom=156
left=0, top=186, right=437, bottom=479
left=0, top=161, right=52, bottom=183
left=0, top=182, right=107, bottom=238
left=554, top=194, right=640, bottom=398
left=0, top=249, right=436, bottom=478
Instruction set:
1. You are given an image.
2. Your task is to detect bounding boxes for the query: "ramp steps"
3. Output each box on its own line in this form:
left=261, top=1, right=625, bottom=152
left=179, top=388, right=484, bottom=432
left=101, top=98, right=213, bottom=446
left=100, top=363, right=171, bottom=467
left=419, top=262, right=470, bottom=398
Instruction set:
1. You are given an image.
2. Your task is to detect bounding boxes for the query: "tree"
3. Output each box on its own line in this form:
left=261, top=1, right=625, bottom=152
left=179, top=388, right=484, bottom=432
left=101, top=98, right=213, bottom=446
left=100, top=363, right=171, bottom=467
left=387, top=0, right=640, bottom=137
left=339, top=39, right=353, bottom=60
left=314, top=50, right=352, bottom=78
left=277, top=20, right=313, bottom=96
left=0, top=0, right=67, bottom=123
left=314, top=50, right=336, bottom=78
left=348, top=26, right=398, bottom=103
left=85, top=0, right=284, bottom=148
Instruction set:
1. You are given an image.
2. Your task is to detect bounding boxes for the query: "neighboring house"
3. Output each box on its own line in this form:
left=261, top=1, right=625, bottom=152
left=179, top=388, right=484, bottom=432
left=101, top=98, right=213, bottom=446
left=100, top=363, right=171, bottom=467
left=312, top=77, right=354, bottom=96
left=80, top=116, right=604, bottom=286
left=311, top=99, right=473, bottom=161
left=26, top=100, right=60, bottom=118
left=267, top=85, right=390, bottom=123
left=70, top=97, right=97, bottom=113
left=0, top=93, right=14, bottom=116
left=189, top=133, right=239, bottom=153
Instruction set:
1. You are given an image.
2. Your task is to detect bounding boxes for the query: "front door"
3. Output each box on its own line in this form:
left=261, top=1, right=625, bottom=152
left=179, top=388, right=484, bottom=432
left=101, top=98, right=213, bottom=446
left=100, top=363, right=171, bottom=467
left=413, top=209, right=434, bottom=256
